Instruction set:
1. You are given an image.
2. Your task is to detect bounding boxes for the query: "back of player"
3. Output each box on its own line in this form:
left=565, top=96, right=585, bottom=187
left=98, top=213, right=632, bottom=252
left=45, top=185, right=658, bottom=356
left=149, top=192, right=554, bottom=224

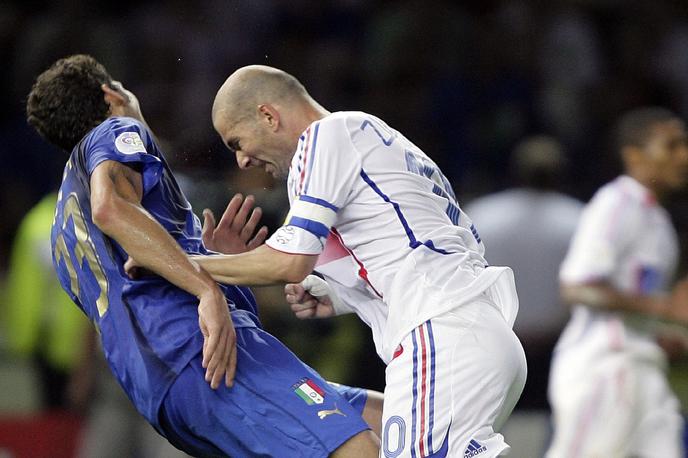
left=273, top=111, right=527, bottom=457
left=52, top=116, right=257, bottom=424
left=35, top=55, right=378, bottom=457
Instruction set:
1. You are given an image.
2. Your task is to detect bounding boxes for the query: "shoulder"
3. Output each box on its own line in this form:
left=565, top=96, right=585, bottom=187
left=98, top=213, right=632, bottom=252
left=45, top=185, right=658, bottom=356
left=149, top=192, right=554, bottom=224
left=85, top=117, right=152, bottom=155
left=316, top=111, right=373, bottom=136
left=590, top=177, right=644, bottom=212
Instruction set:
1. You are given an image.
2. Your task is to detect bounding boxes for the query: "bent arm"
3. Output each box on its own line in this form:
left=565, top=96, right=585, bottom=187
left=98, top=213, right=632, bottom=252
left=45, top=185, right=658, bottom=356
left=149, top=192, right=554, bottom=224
left=561, top=280, right=671, bottom=320
left=90, top=160, right=218, bottom=297
left=191, top=244, right=318, bottom=286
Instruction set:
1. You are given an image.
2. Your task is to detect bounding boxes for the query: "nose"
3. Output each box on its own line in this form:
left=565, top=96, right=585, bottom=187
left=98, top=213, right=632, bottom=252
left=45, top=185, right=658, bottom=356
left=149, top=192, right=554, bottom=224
left=236, top=151, right=252, bottom=170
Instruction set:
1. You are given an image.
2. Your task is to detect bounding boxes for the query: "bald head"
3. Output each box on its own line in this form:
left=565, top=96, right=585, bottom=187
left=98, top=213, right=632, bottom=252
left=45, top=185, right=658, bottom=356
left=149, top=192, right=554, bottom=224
left=212, top=65, right=309, bottom=129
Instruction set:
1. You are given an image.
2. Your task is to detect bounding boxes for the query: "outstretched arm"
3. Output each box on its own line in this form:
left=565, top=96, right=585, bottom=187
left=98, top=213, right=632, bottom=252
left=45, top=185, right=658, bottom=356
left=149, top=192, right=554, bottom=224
left=91, top=160, right=236, bottom=389
left=191, top=244, right=318, bottom=285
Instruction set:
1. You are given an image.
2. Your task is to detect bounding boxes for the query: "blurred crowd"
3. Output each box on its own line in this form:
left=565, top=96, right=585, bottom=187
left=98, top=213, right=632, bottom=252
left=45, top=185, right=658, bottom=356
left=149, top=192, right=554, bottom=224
left=1, top=0, right=688, bottom=456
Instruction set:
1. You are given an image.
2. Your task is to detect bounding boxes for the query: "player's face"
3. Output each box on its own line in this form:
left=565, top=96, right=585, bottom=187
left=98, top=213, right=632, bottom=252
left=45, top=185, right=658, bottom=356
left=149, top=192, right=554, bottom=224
left=641, top=119, right=688, bottom=192
left=217, top=119, right=292, bottom=179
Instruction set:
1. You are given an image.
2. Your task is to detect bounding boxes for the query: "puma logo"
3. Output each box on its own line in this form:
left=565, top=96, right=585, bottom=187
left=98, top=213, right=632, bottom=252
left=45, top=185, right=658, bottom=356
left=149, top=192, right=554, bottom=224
left=317, top=404, right=346, bottom=420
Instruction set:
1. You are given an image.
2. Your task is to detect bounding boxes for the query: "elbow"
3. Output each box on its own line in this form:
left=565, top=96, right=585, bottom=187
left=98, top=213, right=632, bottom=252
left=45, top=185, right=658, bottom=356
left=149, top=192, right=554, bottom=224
left=275, top=253, right=315, bottom=284
left=282, top=267, right=310, bottom=284
left=91, top=197, right=120, bottom=233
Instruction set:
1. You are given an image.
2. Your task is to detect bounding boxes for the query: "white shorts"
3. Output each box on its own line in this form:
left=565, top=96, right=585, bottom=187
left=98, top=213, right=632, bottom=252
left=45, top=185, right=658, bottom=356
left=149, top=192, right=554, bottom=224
left=381, top=296, right=527, bottom=458
left=547, top=349, right=685, bottom=458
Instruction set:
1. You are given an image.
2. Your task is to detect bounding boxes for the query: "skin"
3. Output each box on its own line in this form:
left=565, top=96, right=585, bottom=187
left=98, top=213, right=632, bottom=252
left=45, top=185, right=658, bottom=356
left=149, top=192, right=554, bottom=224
left=206, top=66, right=383, bottom=455
left=191, top=66, right=331, bottom=285
left=92, top=83, right=237, bottom=389
left=562, top=117, right=688, bottom=326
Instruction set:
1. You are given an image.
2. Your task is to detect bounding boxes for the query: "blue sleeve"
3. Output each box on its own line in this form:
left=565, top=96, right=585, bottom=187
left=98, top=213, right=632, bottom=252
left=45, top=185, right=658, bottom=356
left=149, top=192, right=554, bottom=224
left=85, top=118, right=163, bottom=195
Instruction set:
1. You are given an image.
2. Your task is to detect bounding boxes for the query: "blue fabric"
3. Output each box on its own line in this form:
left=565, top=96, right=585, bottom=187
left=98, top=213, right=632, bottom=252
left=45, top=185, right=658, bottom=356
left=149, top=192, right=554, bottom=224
left=52, top=117, right=259, bottom=427
left=158, top=326, right=370, bottom=457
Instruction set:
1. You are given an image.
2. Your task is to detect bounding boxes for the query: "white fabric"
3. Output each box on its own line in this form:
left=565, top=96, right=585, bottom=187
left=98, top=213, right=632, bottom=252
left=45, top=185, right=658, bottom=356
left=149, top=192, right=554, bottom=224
left=382, top=296, right=526, bottom=458
left=280, top=111, right=520, bottom=363
left=547, top=175, right=685, bottom=457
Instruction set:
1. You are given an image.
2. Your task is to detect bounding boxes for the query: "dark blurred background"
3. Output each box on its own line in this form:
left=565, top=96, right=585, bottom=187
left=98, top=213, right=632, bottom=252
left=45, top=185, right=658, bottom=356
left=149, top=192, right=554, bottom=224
left=1, top=1, right=687, bottom=457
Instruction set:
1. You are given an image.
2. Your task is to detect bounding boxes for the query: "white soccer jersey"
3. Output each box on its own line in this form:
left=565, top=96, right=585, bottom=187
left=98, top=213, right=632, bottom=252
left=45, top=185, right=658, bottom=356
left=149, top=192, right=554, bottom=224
left=557, top=175, right=679, bottom=360
left=547, top=175, right=684, bottom=457
left=266, top=111, right=518, bottom=362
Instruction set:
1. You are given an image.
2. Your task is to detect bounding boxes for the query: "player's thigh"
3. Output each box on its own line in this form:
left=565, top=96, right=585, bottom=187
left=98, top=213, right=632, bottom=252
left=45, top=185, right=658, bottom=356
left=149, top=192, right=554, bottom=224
left=381, top=300, right=526, bottom=458
left=546, top=355, right=639, bottom=458
left=632, top=364, right=685, bottom=458
left=159, top=326, right=371, bottom=458
left=330, top=382, right=383, bottom=438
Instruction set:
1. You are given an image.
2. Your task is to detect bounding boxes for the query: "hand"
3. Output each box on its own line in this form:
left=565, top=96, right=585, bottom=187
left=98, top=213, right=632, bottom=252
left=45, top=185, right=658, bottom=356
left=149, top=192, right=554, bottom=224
left=198, top=288, right=237, bottom=389
left=202, top=194, right=268, bottom=254
left=285, top=275, right=337, bottom=319
left=123, top=256, right=154, bottom=279
left=102, top=81, right=145, bottom=124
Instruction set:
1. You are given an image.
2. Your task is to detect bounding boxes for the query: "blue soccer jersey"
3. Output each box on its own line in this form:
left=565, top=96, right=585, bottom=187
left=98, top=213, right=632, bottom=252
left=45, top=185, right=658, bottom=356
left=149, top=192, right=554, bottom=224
left=51, top=116, right=259, bottom=426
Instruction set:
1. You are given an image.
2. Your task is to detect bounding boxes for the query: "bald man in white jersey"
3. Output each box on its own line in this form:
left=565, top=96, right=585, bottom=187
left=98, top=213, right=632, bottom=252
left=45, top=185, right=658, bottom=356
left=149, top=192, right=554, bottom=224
left=191, top=66, right=527, bottom=457
left=546, top=107, right=688, bottom=458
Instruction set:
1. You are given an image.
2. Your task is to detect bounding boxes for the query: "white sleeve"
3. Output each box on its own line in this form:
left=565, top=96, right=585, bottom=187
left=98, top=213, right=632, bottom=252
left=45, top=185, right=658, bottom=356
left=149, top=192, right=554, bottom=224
left=560, top=188, right=641, bottom=284
left=266, top=117, right=361, bottom=255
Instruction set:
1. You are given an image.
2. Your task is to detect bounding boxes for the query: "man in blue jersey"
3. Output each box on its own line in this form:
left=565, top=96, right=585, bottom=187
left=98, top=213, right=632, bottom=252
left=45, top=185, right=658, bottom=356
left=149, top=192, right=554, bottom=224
left=25, top=54, right=380, bottom=457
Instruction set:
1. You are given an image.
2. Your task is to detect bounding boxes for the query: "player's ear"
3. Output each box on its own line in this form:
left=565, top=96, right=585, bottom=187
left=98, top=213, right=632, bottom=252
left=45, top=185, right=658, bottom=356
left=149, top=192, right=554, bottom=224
left=258, top=104, right=280, bottom=131
left=102, top=83, right=127, bottom=109
left=621, top=145, right=644, bottom=170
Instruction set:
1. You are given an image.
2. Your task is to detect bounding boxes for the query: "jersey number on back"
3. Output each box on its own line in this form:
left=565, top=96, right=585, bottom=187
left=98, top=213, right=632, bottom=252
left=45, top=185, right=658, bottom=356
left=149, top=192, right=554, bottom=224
left=54, top=192, right=110, bottom=317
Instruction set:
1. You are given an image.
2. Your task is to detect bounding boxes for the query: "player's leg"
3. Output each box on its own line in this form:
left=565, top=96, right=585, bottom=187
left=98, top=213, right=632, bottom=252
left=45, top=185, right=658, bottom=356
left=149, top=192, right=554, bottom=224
left=158, top=326, right=378, bottom=458
left=330, top=382, right=384, bottom=438
left=546, top=353, right=638, bottom=457
left=331, top=430, right=380, bottom=457
left=363, top=390, right=384, bottom=438
left=381, top=297, right=526, bottom=458
left=632, top=362, right=684, bottom=458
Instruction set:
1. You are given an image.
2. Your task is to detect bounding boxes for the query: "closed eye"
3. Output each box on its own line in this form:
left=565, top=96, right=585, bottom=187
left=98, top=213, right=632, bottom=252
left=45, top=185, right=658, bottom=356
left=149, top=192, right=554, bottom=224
left=225, top=137, right=241, bottom=155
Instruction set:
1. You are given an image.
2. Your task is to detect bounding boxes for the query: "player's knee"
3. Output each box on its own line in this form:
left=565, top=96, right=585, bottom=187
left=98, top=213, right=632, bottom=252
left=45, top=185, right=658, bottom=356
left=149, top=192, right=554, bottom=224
left=331, top=430, right=379, bottom=458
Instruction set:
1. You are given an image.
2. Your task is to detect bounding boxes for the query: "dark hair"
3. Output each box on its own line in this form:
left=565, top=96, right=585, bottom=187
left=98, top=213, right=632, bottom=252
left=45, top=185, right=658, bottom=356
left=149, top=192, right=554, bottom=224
left=26, top=54, right=113, bottom=151
left=615, top=107, right=677, bottom=152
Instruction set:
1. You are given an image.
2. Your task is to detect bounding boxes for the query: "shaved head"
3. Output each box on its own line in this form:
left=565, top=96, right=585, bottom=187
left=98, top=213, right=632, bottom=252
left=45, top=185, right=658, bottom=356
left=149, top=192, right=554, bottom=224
left=212, top=65, right=308, bottom=129
left=212, top=65, right=329, bottom=178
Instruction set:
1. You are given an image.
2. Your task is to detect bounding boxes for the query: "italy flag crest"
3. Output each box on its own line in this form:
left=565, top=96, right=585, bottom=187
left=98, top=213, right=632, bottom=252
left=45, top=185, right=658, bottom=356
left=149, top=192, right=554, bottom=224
left=293, top=378, right=325, bottom=405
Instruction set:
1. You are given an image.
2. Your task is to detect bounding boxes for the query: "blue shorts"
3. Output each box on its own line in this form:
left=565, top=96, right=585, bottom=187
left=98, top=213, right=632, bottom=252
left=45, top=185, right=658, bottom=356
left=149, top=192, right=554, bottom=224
left=158, top=325, right=370, bottom=457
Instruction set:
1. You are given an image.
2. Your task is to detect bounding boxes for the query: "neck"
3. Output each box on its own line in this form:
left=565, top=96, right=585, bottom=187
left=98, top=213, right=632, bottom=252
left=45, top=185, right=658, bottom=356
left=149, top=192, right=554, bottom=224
left=628, top=170, right=663, bottom=199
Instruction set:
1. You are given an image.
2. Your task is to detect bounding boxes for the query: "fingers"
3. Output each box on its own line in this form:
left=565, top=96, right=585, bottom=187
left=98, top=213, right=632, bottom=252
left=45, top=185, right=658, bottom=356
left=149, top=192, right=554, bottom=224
left=201, top=209, right=216, bottom=244
left=247, top=226, right=269, bottom=250
left=217, top=194, right=244, bottom=231
left=234, top=195, right=255, bottom=230
left=207, top=331, right=229, bottom=389
left=292, top=305, right=317, bottom=319
left=240, top=206, right=263, bottom=240
left=290, top=298, right=318, bottom=319
left=285, top=283, right=306, bottom=303
left=201, top=321, right=219, bottom=369
left=225, top=329, right=237, bottom=387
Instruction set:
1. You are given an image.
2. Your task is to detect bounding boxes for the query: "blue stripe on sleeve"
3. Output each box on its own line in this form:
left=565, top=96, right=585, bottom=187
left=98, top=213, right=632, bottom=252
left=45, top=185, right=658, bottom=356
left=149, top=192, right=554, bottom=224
left=298, top=195, right=339, bottom=212
left=288, top=216, right=330, bottom=239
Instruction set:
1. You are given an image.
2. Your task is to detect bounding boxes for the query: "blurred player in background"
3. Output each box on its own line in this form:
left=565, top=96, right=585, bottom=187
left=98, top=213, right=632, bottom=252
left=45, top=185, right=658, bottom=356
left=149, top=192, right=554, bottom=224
left=191, top=65, right=527, bottom=457
left=26, top=55, right=380, bottom=457
left=546, top=107, right=688, bottom=458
